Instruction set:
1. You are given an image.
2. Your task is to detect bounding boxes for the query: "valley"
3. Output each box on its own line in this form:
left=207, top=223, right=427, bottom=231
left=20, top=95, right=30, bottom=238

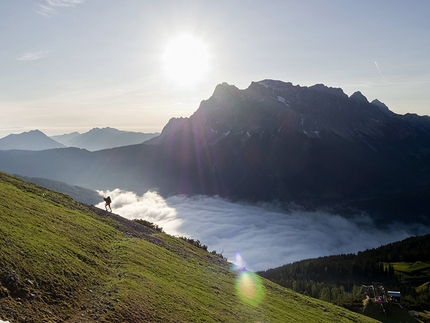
left=3, top=1, right=430, bottom=321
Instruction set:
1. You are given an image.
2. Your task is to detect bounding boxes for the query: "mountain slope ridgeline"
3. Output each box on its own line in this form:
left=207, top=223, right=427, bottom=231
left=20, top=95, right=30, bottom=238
left=0, top=172, right=378, bottom=322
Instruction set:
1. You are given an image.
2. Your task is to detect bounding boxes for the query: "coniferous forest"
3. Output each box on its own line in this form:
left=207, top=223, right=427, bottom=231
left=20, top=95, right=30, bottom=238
left=258, top=234, right=430, bottom=311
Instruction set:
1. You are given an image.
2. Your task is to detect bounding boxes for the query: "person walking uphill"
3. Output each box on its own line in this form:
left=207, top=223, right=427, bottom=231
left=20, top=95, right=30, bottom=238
left=104, top=196, right=112, bottom=212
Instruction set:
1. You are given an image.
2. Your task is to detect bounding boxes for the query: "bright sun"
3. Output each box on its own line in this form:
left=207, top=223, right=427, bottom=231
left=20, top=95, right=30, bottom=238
left=163, top=33, right=210, bottom=87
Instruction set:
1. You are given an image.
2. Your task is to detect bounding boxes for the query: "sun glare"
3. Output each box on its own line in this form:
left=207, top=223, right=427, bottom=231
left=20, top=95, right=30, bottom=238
left=163, top=33, right=211, bottom=87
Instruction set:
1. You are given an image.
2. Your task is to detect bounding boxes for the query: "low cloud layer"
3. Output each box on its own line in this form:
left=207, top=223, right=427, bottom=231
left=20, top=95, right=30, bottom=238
left=97, top=189, right=430, bottom=271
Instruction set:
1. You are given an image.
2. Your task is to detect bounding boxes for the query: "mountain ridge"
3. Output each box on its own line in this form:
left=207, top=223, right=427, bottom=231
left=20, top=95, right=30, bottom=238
left=14, top=174, right=101, bottom=205
left=0, top=128, right=160, bottom=152
left=145, top=80, right=430, bottom=206
left=0, top=130, right=65, bottom=151
left=51, top=127, right=160, bottom=151
left=0, top=80, right=429, bottom=224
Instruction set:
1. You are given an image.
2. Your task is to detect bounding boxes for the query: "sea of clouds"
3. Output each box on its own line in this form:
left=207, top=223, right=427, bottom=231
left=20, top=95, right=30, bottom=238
left=97, top=189, right=430, bottom=272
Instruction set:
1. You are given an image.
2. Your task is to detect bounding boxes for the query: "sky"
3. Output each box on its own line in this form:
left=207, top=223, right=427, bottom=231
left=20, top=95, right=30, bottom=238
left=97, top=189, right=430, bottom=271
left=1, top=1, right=429, bottom=138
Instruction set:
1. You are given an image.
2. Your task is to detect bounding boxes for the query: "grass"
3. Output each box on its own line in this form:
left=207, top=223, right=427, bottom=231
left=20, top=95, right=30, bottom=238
left=0, top=171, right=381, bottom=322
left=0, top=173, right=121, bottom=321
left=390, top=262, right=430, bottom=287
left=392, top=262, right=430, bottom=274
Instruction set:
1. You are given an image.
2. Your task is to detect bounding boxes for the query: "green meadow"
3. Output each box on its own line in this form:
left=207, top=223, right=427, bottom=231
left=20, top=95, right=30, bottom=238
left=0, top=171, right=380, bottom=322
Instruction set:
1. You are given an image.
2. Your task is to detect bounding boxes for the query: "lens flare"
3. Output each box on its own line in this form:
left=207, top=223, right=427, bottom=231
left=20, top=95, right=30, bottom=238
left=235, top=270, right=264, bottom=306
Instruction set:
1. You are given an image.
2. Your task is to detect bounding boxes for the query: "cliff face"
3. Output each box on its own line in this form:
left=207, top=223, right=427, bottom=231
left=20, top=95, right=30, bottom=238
left=150, top=80, right=430, bottom=207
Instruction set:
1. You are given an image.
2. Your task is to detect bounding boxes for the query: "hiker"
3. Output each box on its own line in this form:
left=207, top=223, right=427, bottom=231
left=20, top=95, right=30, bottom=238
left=104, top=196, right=112, bottom=212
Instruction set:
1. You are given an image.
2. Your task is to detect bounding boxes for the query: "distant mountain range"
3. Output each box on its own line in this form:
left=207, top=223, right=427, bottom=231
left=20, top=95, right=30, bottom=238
left=0, top=80, right=429, bottom=225
left=0, top=130, right=65, bottom=150
left=0, top=127, right=159, bottom=151
left=51, top=127, right=159, bottom=151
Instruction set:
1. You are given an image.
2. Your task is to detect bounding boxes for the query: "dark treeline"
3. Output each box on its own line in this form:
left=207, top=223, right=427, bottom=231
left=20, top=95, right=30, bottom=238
left=257, top=234, right=430, bottom=310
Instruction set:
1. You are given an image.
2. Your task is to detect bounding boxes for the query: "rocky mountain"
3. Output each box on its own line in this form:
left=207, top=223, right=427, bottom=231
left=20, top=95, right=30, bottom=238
left=0, top=130, right=65, bottom=150
left=144, top=117, right=188, bottom=145
left=0, top=80, right=429, bottom=224
left=51, top=127, right=159, bottom=151
left=145, top=80, right=430, bottom=214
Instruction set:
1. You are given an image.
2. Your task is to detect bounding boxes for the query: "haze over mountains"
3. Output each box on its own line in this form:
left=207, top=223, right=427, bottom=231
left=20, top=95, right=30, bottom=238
left=0, top=130, right=65, bottom=150
left=50, top=127, right=159, bottom=151
left=0, top=127, right=159, bottom=151
left=0, top=80, right=429, bottom=226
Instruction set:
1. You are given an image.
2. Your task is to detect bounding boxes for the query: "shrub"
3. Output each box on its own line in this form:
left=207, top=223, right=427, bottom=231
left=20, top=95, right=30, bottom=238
left=133, top=219, right=164, bottom=233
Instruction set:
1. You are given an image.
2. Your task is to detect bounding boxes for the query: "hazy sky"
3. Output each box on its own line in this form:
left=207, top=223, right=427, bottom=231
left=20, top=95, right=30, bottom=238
left=1, top=1, right=429, bottom=138
left=97, top=189, right=430, bottom=271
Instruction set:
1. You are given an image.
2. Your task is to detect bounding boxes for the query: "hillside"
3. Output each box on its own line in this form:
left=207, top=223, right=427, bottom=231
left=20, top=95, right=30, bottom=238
left=258, top=234, right=430, bottom=285
left=13, top=175, right=101, bottom=205
left=258, top=235, right=430, bottom=316
left=0, top=172, right=378, bottom=323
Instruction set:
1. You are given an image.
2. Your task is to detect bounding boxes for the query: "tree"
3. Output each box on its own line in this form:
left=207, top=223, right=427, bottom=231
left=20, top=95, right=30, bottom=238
left=320, top=287, right=330, bottom=302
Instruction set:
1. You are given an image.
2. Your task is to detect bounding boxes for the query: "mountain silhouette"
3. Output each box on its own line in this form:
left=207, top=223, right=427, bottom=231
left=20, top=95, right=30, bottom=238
left=51, top=127, right=159, bottom=151
left=0, top=80, right=429, bottom=224
left=0, top=129, right=65, bottom=150
left=144, top=81, right=430, bottom=218
left=49, top=131, right=80, bottom=145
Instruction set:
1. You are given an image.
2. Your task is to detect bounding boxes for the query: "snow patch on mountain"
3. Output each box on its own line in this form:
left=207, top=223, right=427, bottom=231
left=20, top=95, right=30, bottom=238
left=276, top=96, right=290, bottom=106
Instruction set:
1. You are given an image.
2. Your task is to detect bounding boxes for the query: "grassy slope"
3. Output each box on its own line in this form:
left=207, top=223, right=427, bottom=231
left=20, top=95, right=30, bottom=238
left=391, top=262, right=430, bottom=295
left=0, top=172, right=379, bottom=323
left=391, top=262, right=430, bottom=280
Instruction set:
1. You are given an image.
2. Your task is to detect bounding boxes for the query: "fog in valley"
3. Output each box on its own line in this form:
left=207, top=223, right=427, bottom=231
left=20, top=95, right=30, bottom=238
left=97, top=189, right=430, bottom=271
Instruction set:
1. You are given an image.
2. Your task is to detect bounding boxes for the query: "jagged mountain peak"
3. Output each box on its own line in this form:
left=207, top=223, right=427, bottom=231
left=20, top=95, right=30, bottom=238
left=254, top=80, right=347, bottom=98
left=350, top=91, right=369, bottom=104
left=145, top=117, right=188, bottom=145
left=87, top=126, right=121, bottom=134
left=254, top=79, right=294, bottom=89
left=212, top=82, right=240, bottom=98
left=308, top=83, right=347, bottom=98
left=190, top=79, right=403, bottom=143
left=371, top=99, right=390, bottom=114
